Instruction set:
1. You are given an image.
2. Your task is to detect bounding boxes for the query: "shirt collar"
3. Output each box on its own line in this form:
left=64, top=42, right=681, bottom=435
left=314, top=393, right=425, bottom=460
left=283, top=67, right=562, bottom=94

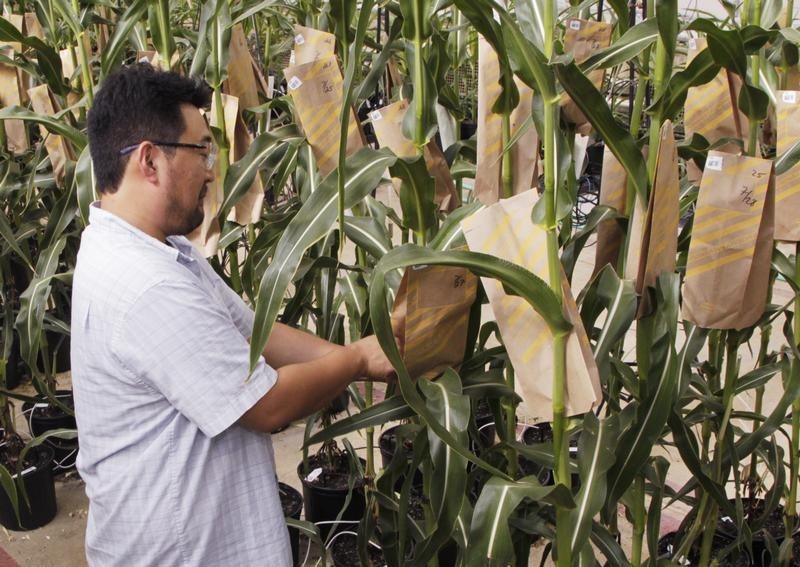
left=88, top=202, right=195, bottom=264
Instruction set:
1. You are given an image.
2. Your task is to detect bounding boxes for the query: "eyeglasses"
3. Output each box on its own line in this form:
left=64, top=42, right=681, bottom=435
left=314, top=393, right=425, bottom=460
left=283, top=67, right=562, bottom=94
left=119, top=141, right=217, bottom=170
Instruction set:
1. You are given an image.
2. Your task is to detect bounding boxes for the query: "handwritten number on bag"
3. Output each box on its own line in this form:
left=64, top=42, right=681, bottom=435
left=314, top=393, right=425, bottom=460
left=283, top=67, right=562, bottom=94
left=740, top=185, right=758, bottom=207
left=453, top=275, right=466, bottom=288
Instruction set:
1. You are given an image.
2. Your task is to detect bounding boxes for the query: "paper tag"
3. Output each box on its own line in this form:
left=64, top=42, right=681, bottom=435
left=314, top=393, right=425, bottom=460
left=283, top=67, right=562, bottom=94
left=287, top=76, right=303, bottom=90
left=569, top=20, right=581, bottom=30
left=706, top=155, right=723, bottom=171
left=294, top=34, right=305, bottom=45
left=34, top=403, right=49, bottom=409
left=782, top=91, right=797, bottom=104
left=688, top=39, right=697, bottom=50
left=369, top=110, right=383, bottom=121
left=305, top=467, right=322, bottom=482
left=289, top=50, right=296, bottom=65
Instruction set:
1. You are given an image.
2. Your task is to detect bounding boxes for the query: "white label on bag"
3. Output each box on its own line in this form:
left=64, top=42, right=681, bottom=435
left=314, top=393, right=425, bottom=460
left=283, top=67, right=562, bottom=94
left=688, top=39, right=697, bottom=50
left=706, top=155, right=723, bottom=171
left=306, top=467, right=322, bottom=482
left=294, top=34, right=305, bottom=45
left=782, top=91, right=797, bottom=104
left=569, top=20, right=581, bottom=30
left=370, top=110, right=383, bottom=121
left=34, top=403, right=49, bottom=409
left=289, top=50, right=296, bottom=65
left=287, top=76, right=303, bottom=90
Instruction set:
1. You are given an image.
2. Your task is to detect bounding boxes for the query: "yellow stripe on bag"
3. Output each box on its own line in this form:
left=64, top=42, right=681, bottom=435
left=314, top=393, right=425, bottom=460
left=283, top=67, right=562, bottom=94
left=693, top=214, right=762, bottom=244
left=299, top=99, right=339, bottom=134
left=520, top=327, right=552, bottom=364
left=686, top=246, right=755, bottom=278
left=482, top=215, right=514, bottom=250
left=776, top=177, right=800, bottom=203
left=692, top=207, right=746, bottom=232
left=688, top=232, right=756, bottom=263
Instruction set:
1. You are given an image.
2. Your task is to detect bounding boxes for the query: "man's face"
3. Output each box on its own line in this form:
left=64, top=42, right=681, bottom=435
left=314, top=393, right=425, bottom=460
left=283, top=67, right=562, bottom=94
left=162, top=104, right=215, bottom=236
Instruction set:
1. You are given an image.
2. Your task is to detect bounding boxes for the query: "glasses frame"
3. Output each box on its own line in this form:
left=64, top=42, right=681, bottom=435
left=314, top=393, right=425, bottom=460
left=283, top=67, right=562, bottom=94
left=119, top=140, right=217, bottom=170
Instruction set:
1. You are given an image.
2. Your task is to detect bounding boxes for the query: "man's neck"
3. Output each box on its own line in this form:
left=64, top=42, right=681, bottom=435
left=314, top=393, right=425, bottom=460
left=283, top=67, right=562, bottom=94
left=100, top=189, right=167, bottom=242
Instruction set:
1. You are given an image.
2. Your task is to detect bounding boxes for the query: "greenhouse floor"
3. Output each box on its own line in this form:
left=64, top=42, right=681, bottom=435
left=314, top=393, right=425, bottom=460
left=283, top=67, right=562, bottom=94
left=1, top=228, right=795, bottom=566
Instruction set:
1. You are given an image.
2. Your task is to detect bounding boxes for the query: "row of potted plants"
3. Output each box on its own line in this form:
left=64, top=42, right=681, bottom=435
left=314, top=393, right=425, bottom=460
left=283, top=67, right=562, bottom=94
left=3, top=0, right=800, bottom=565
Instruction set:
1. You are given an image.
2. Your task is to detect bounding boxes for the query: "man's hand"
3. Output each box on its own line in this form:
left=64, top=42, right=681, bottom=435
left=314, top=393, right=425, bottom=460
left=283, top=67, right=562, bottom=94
left=349, top=335, right=396, bottom=383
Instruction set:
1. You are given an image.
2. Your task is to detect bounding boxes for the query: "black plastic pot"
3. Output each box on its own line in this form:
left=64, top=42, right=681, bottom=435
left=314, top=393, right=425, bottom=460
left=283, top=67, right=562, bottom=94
left=297, top=455, right=366, bottom=540
left=0, top=444, right=57, bottom=531
left=4, top=336, right=22, bottom=390
left=520, top=423, right=580, bottom=489
left=378, top=424, right=423, bottom=488
left=278, top=482, right=303, bottom=566
left=329, top=531, right=385, bottom=567
left=22, top=390, right=78, bottom=471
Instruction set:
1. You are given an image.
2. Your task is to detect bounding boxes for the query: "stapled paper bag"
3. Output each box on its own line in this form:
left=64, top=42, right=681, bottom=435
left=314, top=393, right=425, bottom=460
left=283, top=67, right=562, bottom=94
left=291, top=25, right=336, bottom=66
left=0, top=47, right=28, bottom=155
left=284, top=55, right=364, bottom=177
left=682, top=151, right=775, bottom=329
left=188, top=94, right=237, bottom=256
left=561, top=19, right=613, bottom=135
left=627, top=121, right=680, bottom=316
left=684, top=37, right=748, bottom=184
left=224, top=24, right=263, bottom=112
left=370, top=99, right=461, bottom=212
left=390, top=264, right=478, bottom=380
left=474, top=37, right=539, bottom=205
left=594, top=148, right=628, bottom=274
left=461, top=190, right=601, bottom=421
left=27, top=84, right=74, bottom=181
left=774, top=91, right=800, bottom=241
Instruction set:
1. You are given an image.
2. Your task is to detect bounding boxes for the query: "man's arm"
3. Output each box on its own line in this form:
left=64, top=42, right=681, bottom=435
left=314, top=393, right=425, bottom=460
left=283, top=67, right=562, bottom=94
left=260, top=322, right=342, bottom=368
left=239, top=335, right=394, bottom=433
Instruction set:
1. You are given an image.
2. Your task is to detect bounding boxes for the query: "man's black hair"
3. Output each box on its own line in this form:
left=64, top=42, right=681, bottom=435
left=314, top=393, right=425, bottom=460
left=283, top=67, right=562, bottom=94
left=87, top=64, right=213, bottom=193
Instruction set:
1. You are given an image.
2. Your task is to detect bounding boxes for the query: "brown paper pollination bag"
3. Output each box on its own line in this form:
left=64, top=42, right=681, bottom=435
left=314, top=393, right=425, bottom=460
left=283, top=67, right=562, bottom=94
left=284, top=55, right=364, bottom=178
left=474, top=37, right=539, bottom=205
left=561, top=19, right=613, bottom=136
left=225, top=24, right=263, bottom=112
left=370, top=99, right=461, bottom=212
left=627, top=121, right=680, bottom=316
left=27, top=84, right=74, bottom=181
left=291, top=25, right=336, bottom=66
left=684, top=37, right=748, bottom=183
left=390, top=264, right=478, bottom=380
left=682, top=151, right=775, bottom=329
left=0, top=47, right=28, bottom=155
left=774, top=91, right=800, bottom=241
left=594, top=148, right=628, bottom=274
left=461, top=191, right=601, bottom=421
left=188, top=94, right=237, bottom=257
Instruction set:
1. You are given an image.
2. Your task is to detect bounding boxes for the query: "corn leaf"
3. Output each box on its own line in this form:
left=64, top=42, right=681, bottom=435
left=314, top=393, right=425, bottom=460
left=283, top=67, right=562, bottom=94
left=249, top=148, right=397, bottom=371
left=582, top=19, right=660, bottom=72
left=100, top=0, right=148, bottom=77
left=0, top=106, right=85, bottom=150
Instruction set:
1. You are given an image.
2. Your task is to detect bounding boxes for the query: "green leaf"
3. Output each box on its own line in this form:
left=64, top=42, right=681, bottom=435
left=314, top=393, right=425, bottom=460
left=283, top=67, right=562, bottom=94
left=0, top=17, right=24, bottom=43
left=450, top=0, right=521, bottom=111
left=582, top=19, right=660, bottom=72
left=220, top=126, right=303, bottom=220
left=430, top=200, right=483, bottom=251
left=100, top=0, right=149, bottom=77
left=75, top=146, right=96, bottom=228
left=0, top=106, right=86, bottom=151
left=568, top=413, right=619, bottom=557
left=515, top=0, right=548, bottom=51
left=249, top=148, right=397, bottom=371
left=413, top=370, right=470, bottom=563
left=0, top=464, right=19, bottom=528
left=15, top=238, right=69, bottom=374
left=390, top=156, right=438, bottom=232
left=776, top=138, right=800, bottom=175
left=304, top=395, right=415, bottom=445
left=605, top=274, right=680, bottom=508
left=466, top=477, right=573, bottom=566
left=688, top=19, right=769, bottom=121
left=648, top=48, right=720, bottom=123
left=50, top=0, right=83, bottom=39
left=554, top=62, right=649, bottom=205
left=561, top=205, right=622, bottom=280
left=589, top=267, right=637, bottom=379
left=656, top=0, right=678, bottom=64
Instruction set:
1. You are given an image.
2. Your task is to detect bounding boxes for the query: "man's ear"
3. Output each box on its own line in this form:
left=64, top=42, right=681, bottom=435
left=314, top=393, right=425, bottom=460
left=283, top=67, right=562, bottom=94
left=135, top=142, right=159, bottom=182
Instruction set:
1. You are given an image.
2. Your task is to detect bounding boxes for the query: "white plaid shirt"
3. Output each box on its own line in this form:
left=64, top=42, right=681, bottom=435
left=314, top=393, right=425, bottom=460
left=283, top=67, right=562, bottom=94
left=71, top=204, right=291, bottom=566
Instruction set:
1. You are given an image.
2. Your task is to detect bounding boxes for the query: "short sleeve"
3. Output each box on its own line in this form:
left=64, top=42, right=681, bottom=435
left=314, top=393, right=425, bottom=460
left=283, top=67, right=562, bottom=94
left=114, top=279, right=277, bottom=438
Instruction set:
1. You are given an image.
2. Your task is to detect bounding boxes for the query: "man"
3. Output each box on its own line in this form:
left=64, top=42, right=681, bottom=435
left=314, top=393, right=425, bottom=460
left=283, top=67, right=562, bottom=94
left=71, top=63, right=395, bottom=565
